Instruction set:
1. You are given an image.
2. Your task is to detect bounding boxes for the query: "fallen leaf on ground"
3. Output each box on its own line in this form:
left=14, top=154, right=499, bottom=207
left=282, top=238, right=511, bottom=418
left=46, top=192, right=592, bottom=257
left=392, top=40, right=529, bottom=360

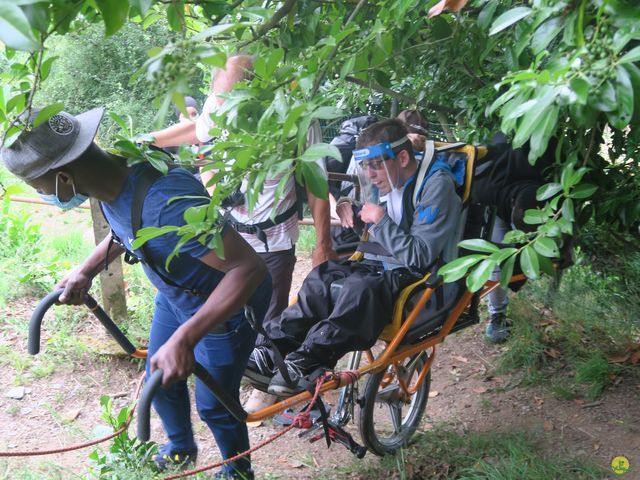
left=543, top=420, right=554, bottom=431
left=608, top=353, right=631, bottom=364
left=429, top=390, right=439, bottom=398
left=62, top=408, right=81, bottom=423
left=533, top=396, right=544, bottom=406
left=544, top=347, right=562, bottom=359
left=452, top=355, right=469, bottom=364
left=472, top=386, right=488, bottom=394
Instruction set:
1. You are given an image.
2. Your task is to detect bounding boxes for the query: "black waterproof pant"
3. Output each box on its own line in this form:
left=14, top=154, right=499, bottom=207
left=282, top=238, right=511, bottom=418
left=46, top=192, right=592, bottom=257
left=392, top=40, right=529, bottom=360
left=265, top=260, right=422, bottom=369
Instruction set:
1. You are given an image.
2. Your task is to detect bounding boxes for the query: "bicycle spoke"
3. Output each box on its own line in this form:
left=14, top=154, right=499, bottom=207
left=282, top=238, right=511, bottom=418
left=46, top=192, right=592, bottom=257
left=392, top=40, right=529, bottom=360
left=387, top=403, right=403, bottom=433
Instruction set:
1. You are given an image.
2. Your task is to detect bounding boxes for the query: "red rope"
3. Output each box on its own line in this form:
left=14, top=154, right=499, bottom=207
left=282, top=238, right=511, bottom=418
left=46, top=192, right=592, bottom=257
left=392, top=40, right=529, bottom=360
left=163, top=373, right=331, bottom=480
left=0, top=374, right=146, bottom=457
left=0, top=370, right=334, bottom=480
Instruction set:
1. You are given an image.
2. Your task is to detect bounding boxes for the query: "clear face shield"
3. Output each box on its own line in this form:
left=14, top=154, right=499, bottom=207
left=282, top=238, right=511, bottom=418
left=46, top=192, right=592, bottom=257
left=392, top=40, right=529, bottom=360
left=353, top=136, right=408, bottom=204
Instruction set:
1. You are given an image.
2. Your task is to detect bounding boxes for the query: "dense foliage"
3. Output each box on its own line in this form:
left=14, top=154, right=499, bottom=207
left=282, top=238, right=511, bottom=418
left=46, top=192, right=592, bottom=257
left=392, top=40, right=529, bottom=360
left=0, top=0, right=638, bottom=288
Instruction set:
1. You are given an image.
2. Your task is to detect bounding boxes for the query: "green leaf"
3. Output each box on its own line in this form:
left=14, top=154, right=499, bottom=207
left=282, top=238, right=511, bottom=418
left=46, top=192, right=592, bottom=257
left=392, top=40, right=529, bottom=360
left=528, top=104, right=558, bottom=163
left=607, top=65, right=634, bottom=129
left=466, top=258, right=496, bottom=292
left=132, top=226, right=179, bottom=249
left=523, top=209, right=547, bottom=225
left=33, top=103, right=64, bottom=128
left=520, top=246, right=539, bottom=279
left=539, top=254, right=555, bottom=276
left=533, top=237, right=559, bottom=258
left=478, top=1, right=498, bottom=30
left=499, top=254, right=517, bottom=288
left=438, top=254, right=485, bottom=282
left=458, top=239, right=500, bottom=254
left=536, top=182, right=562, bottom=201
left=619, top=45, right=640, bottom=64
left=40, top=56, right=57, bottom=82
left=300, top=143, right=341, bottom=163
left=339, top=55, right=356, bottom=81
left=109, top=112, right=129, bottom=132
left=0, top=2, right=39, bottom=51
left=503, top=229, right=526, bottom=244
left=311, top=106, right=343, bottom=120
left=531, top=17, right=562, bottom=54
left=489, top=7, right=532, bottom=36
left=299, top=161, right=328, bottom=199
left=513, top=86, right=558, bottom=147
left=590, top=80, right=617, bottom=112
left=570, top=77, right=590, bottom=105
left=184, top=205, right=207, bottom=225
left=489, top=247, right=518, bottom=263
left=95, top=0, right=130, bottom=36
left=561, top=198, right=574, bottom=222
left=130, top=0, right=153, bottom=15
left=570, top=183, right=598, bottom=199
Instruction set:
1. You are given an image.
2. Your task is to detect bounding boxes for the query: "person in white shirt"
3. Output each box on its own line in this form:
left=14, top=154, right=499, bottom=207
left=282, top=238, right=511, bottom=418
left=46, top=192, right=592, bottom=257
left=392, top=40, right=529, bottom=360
left=150, top=54, right=337, bottom=410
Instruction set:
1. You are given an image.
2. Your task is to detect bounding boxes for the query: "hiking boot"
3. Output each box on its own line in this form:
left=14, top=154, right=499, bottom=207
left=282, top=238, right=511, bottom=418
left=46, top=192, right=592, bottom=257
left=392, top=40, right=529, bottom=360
left=244, top=346, right=276, bottom=389
left=243, top=388, right=277, bottom=414
left=210, top=467, right=254, bottom=479
left=484, top=313, right=510, bottom=343
left=267, top=357, right=324, bottom=397
left=152, top=443, right=197, bottom=471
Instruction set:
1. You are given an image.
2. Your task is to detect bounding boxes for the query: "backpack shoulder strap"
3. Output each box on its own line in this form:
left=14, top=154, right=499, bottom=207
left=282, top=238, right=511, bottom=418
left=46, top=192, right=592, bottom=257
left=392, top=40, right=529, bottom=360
left=412, top=140, right=435, bottom=208
left=131, top=167, right=203, bottom=297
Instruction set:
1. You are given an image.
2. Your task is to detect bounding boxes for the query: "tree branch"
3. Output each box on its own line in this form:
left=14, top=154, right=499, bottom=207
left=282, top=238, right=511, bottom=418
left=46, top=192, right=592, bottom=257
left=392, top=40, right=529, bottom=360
left=344, top=75, right=460, bottom=115
left=310, top=0, right=367, bottom=96
left=238, top=0, right=297, bottom=48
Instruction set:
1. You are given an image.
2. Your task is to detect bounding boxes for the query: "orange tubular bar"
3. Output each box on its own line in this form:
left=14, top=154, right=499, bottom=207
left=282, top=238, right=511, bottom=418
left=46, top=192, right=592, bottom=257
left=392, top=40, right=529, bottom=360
left=131, top=349, right=148, bottom=359
left=244, top=272, right=528, bottom=422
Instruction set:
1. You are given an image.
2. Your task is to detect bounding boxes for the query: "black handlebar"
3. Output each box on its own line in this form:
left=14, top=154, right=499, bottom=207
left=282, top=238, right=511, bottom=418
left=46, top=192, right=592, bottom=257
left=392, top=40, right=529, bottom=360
left=29, top=290, right=249, bottom=443
left=137, top=363, right=248, bottom=442
left=28, top=289, right=137, bottom=356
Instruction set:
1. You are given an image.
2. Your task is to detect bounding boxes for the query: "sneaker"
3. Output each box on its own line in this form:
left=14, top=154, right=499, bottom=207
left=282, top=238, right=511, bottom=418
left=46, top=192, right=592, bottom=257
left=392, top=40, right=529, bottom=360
left=244, top=346, right=276, bottom=389
left=152, top=443, right=197, bottom=471
left=243, top=388, right=277, bottom=414
left=211, top=467, right=254, bottom=479
left=485, top=313, right=510, bottom=343
left=268, top=357, right=324, bottom=397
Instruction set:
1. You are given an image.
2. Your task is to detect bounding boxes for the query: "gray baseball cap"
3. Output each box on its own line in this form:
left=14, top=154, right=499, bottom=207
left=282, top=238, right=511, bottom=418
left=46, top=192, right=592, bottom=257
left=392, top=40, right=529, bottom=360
left=1, top=107, right=104, bottom=181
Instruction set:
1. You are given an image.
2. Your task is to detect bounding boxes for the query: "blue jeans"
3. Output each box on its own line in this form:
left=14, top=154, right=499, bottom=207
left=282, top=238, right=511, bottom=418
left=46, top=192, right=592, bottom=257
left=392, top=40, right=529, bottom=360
left=146, top=293, right=258, bottom=475
left=488, top=216, right=510, bottom=316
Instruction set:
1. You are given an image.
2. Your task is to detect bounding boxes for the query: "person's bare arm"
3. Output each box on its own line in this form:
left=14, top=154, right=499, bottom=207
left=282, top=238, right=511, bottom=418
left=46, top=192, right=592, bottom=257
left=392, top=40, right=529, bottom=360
left=150, top=121, right=199, bottom=148
left=307, top=188, right=338, bottom=267
left=56, top=234, right=125, bottom=304
left=150, top=228, right=268, bottom=386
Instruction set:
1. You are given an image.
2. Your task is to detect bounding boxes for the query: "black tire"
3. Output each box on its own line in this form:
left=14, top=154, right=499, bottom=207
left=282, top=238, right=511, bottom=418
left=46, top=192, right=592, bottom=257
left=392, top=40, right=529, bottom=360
left=358, top=353, right=430, bottom=456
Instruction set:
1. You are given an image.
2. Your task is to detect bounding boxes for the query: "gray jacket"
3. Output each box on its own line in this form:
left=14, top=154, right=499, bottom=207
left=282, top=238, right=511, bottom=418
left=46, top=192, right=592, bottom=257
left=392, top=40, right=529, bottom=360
left=367, top=169, right=462, bottom=273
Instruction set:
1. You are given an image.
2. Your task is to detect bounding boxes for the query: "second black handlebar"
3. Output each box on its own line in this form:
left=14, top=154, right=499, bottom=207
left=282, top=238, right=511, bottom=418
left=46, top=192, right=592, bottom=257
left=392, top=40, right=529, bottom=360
left=137, top=364, right=249, bottom=442
left=28, top=289, right=137, bottom=356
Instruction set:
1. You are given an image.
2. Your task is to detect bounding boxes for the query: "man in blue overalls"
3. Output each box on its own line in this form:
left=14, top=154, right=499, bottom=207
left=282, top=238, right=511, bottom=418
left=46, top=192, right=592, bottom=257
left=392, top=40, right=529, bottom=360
left=1, top=107, right=271, bottom=479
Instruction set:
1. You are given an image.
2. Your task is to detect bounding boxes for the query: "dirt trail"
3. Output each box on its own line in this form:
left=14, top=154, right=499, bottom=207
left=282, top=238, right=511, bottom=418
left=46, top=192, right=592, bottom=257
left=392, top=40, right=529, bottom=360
left=1, top=255, right=638, bottom=479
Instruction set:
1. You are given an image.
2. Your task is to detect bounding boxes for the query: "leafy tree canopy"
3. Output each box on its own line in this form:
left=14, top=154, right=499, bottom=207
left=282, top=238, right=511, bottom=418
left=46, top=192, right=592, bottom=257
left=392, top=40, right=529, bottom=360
left=0, top=0, right=638, bottom=288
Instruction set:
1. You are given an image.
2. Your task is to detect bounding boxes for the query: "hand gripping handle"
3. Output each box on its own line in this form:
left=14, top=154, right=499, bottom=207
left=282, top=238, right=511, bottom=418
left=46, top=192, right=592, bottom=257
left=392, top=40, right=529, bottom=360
left=28, top=289, right=137, bottom=356
left=137, top=363, right=248, bottom=442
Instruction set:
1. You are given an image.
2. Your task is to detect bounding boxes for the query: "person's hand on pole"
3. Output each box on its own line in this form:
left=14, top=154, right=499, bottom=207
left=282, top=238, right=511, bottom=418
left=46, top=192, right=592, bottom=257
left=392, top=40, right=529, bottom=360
left=150, top=334, right=196, bottom=387
left=56, top=268, right=93, bottom=305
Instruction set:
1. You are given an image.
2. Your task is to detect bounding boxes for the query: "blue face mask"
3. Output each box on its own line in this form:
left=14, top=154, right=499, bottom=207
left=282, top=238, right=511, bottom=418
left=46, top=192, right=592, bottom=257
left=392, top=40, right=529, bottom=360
left=38, top=172, right=89, bottom=210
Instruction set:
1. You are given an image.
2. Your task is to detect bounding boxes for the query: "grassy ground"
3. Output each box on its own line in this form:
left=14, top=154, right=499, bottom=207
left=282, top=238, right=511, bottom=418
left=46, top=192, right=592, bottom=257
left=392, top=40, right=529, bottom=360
left=337, top=424, right=607, bottom=480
